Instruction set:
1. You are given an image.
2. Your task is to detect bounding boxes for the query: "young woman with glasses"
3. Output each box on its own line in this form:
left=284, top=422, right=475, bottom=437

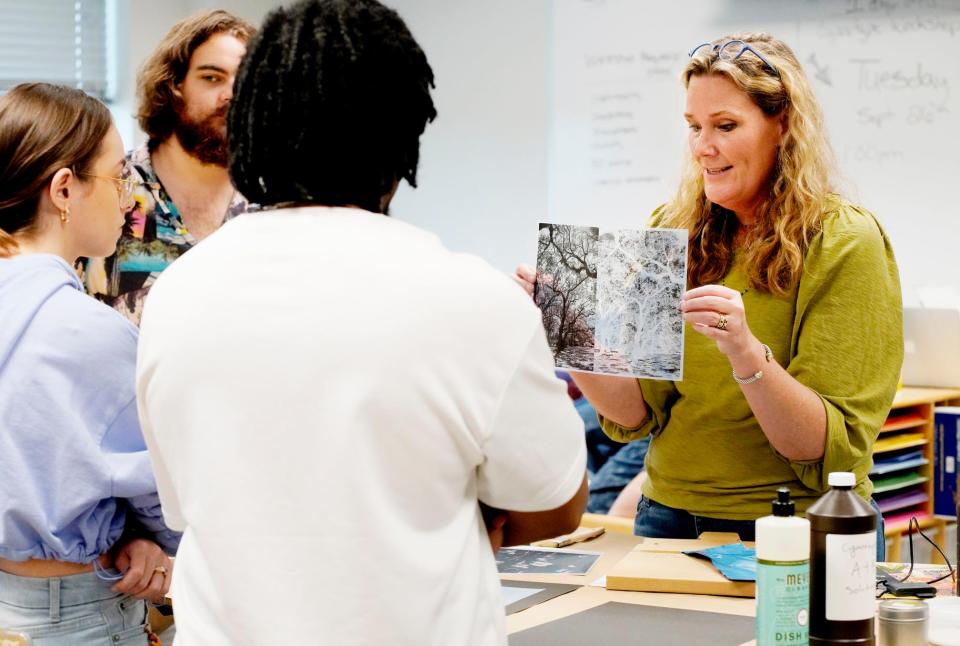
left=0, top=83, right=179, bottom=645
left=516, top=33, right=900, bottom=558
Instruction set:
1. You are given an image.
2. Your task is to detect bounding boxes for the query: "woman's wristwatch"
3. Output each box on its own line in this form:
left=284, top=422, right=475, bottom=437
left=732, top=343, right=773, bottom=385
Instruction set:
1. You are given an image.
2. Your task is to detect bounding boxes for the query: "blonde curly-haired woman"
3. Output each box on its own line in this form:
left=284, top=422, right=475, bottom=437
left=516, top=33, right=901, bottom=559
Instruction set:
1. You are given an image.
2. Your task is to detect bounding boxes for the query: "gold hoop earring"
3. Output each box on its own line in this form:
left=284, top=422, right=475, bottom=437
left=60, top=206, right=70, bottom=224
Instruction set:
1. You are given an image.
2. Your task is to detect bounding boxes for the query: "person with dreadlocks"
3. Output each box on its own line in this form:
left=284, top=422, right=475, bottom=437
left=134, top=1, right=587, bottom=643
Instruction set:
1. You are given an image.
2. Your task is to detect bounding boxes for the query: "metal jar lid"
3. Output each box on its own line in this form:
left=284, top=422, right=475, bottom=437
left=879, top=599, right=930, bottom=622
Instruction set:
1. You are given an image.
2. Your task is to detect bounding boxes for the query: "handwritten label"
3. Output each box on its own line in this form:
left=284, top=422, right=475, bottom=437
left=825, top=531, right=876, bottom=621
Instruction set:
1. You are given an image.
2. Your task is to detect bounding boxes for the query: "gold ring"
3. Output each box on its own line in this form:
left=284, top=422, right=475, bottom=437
left=154, top=565, right=168, bottom=576
left=715, top=314, right=728, bottom=330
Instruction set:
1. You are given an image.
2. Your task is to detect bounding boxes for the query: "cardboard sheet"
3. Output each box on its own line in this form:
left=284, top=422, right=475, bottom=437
left=604, top=532, right=756, bottom=597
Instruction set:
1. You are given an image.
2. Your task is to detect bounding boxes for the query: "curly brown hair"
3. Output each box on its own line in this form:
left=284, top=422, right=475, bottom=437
left=137, top=10, right=255, bottom=149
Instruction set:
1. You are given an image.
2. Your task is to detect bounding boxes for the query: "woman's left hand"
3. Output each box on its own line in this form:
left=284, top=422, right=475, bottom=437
left=682, top=284, right=756, bottom=359
left=112, top=537, right=173, bottom=603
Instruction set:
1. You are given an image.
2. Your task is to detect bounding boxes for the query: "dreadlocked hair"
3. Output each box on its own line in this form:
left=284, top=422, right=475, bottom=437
left=661, top=32, right=836, bottom=296
left=228, top=0, right=437, bottom=213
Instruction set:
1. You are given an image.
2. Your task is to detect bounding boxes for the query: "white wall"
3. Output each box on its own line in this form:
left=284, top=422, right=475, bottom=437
left=114, top=1, right=951, bottom=298
left=110, top=0, right=189, bottom=146
left=113, top=0, right=550, bottom=274
left=385, top=0, right=551, bottom=273
left=549, top=0, right=960, bottom=305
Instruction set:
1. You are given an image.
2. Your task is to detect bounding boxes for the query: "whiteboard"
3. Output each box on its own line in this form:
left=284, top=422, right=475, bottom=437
left=551, top=0, right=960, bottom=303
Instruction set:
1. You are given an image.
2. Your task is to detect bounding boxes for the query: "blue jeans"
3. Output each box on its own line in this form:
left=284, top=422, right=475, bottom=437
left=587, top=437, right=650, bottom=513
left=0, top=570, right=148, bottom=645
left=579, top=397, right=621, bottom=476
left=634, top=496, right=887, bottom=562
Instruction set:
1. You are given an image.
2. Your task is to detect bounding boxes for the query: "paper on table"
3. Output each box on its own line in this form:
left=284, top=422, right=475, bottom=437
left=682, top=543, right=757, bottom=582
left=878, top=562, right=955, bottom=598
left=495, top=546, right=602, bottom=575
left=501, top=580, right=581, bottom=615
left=501, top=585, right=545, bottom=607
left=917, top=285, right=960, bottom=309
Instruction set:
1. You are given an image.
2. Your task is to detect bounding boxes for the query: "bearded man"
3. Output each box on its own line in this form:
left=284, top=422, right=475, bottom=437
left=83, top=10, right=256, bottom=324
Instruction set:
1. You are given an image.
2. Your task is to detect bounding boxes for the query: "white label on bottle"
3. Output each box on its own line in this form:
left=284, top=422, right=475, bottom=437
left=825, top=531, right=876, bottom=621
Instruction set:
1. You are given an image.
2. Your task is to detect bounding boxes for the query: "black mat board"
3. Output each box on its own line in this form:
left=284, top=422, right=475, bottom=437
left=509, top=601, right=754, bottom=646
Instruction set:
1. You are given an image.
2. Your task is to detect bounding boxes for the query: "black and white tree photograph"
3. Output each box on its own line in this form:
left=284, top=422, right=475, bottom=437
left=595, top=228, right=687, bottom=380
left=534, top=223, right=599, bottom=371
left=534, top=223, right=687, bottom=379
left=495, top=546, right=601, bottom=575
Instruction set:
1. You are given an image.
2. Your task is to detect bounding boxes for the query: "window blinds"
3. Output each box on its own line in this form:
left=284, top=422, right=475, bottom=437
left=0, top=0, right=108, bottom=98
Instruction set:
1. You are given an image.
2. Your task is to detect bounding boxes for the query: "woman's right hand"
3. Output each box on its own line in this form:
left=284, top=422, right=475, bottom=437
left=112, top=538, right=173, bottom=603
left=512, top=263, right=537, bottom=298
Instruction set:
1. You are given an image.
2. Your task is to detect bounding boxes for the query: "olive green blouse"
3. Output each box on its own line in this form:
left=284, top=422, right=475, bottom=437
left=600, top=198, right=903, bottom=519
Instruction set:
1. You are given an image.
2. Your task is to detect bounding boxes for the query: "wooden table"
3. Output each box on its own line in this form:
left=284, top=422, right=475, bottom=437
left=502, top=531, right=756, bottom=643
left=503, top=529, right=954, bottom=644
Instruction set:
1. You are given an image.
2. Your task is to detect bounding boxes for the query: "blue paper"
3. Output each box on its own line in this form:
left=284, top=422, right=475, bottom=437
left=682, top=543, right=757, bottom=582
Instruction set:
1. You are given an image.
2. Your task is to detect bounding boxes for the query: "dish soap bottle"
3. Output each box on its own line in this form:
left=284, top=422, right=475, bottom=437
left=756, top=487, right=810, bottom=646
left=807, top=471, right=877, bottom=645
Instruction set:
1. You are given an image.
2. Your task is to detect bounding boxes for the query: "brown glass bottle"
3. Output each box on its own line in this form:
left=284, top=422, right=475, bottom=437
left=807, top=472, right=877, bottom=645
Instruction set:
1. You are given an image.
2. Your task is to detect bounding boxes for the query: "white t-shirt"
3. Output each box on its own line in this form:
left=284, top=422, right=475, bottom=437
left=136, top=207, right=586, bottom=646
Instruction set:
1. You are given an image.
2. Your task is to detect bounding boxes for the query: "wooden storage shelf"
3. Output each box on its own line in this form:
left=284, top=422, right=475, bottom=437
left=885, top=510, right=933, bottom=534
left=880, top=413, right=929, bottom=433
left=871, top=457, right=929, bottom=477
left=873, top=435, right=927, bottom=454
left=875, top=387, right=960, bottom=563
left=872, top=475, right=928, bottom=495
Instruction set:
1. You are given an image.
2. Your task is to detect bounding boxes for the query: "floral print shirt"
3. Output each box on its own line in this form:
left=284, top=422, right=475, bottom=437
left=81, top=143, right=255, bottom=325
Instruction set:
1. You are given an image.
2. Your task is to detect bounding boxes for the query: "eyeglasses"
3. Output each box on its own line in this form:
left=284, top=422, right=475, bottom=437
left=78, top=163, right=160, bottom=206
left=688, top=40, right=780, bottom=79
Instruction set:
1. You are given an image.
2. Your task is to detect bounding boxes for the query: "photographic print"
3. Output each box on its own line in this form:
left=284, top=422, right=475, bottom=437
left=534, top=223, right=687, bottom=380
left=595, top=228, right=687, bottom=380
left=495, top=546, right=602, bottom=576
left=534, top=224, right=599, bottom=372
